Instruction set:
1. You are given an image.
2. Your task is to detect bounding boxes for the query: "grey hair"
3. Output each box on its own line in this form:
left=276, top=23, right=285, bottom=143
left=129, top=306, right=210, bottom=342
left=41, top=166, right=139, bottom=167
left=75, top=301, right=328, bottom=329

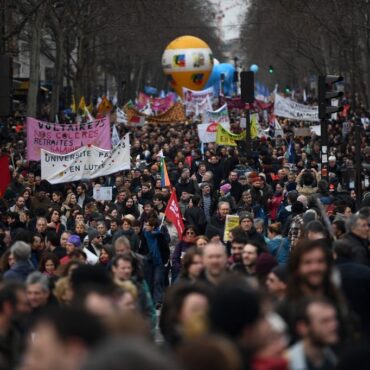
left=113, top=236, right=131, bottom=251
left=10, top=241, right=31, bottom=261
left=217, top=201, right=230, bottom=210
left=26, top=271, right=50, bottom=292
left=346, top=214, right=368, bottom=233
left=254, top=218, right=264, bottom=228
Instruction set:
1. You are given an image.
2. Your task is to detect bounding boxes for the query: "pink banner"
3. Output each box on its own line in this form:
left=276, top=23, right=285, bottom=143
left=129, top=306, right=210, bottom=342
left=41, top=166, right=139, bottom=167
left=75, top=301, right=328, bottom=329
left=136, top=92, right=150, bottom=110
left=151, top=94, right=176, bottom=113
left=27, top=117, right=111, bottom=161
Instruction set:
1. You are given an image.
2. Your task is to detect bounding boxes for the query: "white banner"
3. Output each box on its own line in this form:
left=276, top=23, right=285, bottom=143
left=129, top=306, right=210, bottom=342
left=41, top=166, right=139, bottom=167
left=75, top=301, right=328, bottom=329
left=41, top=134, right=130, bottom=184
left=197, top=121, right=230, bottom=143
left=183, top=87, right=214, bottom=115
left=203, top=104, right=230, bottom=126
left=116, top=107, right=127, bottom=124
left=274, top=94, right=319, bottom=122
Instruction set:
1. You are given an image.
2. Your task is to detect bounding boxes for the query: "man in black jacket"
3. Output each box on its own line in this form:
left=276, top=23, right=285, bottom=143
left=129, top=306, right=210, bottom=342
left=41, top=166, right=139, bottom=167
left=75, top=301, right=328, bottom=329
left=341, top=214, right=369, bottom=265
left=334, top=240, right=370, bottom=335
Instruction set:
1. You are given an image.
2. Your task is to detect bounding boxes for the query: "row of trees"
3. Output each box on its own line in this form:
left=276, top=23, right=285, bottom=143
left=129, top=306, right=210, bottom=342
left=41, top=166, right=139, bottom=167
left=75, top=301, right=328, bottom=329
left=0, top=0, right=222, bottom=118
left=240, top=0, right=370, bottom=110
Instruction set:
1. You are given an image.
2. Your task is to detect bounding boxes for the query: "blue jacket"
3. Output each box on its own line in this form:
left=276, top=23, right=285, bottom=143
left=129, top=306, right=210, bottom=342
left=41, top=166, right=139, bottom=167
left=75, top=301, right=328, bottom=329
left=267, top=237, right=290, bottom=264
left=3, top=260, right=35, bottom=282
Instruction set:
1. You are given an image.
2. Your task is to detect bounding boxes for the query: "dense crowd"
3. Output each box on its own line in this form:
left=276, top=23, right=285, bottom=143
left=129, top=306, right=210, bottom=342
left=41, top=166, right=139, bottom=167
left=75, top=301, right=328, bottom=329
left=0, top=105, right=370, bottom=370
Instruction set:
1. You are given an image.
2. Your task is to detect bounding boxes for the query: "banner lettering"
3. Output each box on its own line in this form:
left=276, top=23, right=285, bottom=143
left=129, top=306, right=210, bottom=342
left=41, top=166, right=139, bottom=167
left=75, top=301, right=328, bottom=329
left=27, top=117, right=111, bottom=161
left=41, top=134, right=130, bottom=184
left=274, top=94, right=319, bottom=122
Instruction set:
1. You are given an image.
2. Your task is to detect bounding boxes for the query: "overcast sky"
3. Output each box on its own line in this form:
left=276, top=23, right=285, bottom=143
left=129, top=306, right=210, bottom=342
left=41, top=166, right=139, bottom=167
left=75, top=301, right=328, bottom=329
left=209, top=0, right=247, bottom=40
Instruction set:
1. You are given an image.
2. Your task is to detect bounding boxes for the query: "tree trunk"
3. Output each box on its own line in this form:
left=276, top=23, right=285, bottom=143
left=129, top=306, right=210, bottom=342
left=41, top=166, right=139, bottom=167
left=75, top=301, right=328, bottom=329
left=49, top=27, right=64, bottom=121
left=26, top=4, right=45, bottom=118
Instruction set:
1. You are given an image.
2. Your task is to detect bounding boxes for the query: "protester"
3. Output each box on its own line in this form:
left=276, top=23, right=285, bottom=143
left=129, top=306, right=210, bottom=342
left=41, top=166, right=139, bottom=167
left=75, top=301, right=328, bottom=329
left=1, top=73, right=370, bottom=370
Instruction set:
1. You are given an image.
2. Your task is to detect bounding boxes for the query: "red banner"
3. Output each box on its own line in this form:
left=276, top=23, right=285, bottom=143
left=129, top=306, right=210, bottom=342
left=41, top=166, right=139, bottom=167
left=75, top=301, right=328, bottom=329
left=0, top=156, right=10, bottom=198
left=164, top=191, right=184, bottom=239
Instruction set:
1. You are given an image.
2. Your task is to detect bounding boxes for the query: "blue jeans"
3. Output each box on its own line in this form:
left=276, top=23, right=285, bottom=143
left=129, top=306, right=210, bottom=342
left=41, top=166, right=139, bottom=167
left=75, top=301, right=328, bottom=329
left=144, top=259, right=165, bottom=305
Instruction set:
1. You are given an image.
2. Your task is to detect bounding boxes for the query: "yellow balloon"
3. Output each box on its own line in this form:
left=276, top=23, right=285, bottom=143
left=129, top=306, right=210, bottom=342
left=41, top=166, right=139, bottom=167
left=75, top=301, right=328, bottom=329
left=162, top=35, right=213, bottom=96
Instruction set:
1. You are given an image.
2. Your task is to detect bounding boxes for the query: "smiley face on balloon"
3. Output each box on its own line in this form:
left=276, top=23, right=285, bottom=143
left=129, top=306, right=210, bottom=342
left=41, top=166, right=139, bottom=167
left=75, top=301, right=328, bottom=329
left=162, top=35, right=214, bottom=96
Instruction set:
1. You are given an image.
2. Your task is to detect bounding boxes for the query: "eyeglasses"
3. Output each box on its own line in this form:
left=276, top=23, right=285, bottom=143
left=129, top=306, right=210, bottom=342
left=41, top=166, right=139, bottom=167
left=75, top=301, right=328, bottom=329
left=186, top=231, right=195, bottom=235
left=97, top=236, right=103, bottom=239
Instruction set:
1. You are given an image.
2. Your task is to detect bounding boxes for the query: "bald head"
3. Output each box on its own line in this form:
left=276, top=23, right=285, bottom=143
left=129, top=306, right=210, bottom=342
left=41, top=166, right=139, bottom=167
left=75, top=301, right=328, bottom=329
left=203, top=243, right=228, bottom=280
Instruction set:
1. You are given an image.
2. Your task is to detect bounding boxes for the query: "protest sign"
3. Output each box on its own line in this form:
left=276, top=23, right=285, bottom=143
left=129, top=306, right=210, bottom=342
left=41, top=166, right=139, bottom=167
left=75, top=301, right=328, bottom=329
left=274, top=94, right=319, bottom=122
left=27, top=117, right=111, bottom=161
left=41, top=134, right=130, bottom=184
left=203, top=104, right=230, bottom=126
left=182, top=87, right=214, bottom=114
left=223, top=215, right=240, bottom=242
left=293, top=127, right=312, bottom=137
left=93, top=186, right=113, bottom=201
left=197, top=121, right=230, bottom=143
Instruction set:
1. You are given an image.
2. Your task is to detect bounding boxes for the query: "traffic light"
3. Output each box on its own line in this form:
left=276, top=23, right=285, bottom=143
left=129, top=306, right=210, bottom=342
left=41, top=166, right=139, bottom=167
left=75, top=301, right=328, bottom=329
left=318, top=75, right=343, bottom=119
left=285, top=86, right=291, bottom=93
left=268, top=65, right=274, bottom=73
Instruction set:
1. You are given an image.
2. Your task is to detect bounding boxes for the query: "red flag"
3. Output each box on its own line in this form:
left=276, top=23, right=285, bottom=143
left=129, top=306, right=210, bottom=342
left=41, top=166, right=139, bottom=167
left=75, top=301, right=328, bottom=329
left=0, top=156, right=10, bottom=198
left=164, top=191, right=184, bottom=239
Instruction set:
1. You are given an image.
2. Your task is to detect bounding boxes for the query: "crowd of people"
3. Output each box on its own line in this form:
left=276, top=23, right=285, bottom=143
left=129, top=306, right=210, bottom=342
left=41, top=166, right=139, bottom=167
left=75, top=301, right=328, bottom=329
left=0, top=102, right=369, bottom=370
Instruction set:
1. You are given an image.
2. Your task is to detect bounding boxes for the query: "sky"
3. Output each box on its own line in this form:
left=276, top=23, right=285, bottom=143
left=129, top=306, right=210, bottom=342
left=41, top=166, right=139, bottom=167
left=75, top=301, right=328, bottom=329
left=209, top=0, right=248, bottom=40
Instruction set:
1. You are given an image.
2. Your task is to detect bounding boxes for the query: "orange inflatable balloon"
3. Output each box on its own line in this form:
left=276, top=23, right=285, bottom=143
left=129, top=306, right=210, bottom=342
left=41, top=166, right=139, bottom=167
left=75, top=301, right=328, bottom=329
left=162, top=35, right=213, bottom=96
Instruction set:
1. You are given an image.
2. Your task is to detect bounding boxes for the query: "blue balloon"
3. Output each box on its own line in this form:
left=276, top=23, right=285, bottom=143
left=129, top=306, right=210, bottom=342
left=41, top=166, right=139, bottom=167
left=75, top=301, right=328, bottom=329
left=144, top=86, right=158, bottom=95
left=250, top=64, right=259, bottom=73
left=205, top=63, right=236, bottom=97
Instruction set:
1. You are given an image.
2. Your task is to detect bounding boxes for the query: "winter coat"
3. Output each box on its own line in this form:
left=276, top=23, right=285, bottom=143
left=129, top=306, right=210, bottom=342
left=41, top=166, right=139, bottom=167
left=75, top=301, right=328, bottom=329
left=3, top=260, right=35, bottom=282
left=171, top=240, right=195, bottom=281
left=113, top=229, right=140, bottom=252
left=341, top=232, right=370, bottom=265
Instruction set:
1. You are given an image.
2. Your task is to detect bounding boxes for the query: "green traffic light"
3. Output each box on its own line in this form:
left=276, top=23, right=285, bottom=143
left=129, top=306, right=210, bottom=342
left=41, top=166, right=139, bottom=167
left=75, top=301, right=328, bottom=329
left=285, top=86, right=291, bottom=93
left=269, top=65, right=274, bottom=73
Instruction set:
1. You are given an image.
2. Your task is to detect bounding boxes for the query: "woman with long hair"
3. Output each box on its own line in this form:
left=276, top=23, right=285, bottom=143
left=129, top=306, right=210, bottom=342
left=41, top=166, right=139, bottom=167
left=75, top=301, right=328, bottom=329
left=47, top=208, right=65, bottom=238
left=171, top=226, right=197, bottom=282
left=39, top=252, right=60, bottom=278
left=177, top=248, right=203, bottom=283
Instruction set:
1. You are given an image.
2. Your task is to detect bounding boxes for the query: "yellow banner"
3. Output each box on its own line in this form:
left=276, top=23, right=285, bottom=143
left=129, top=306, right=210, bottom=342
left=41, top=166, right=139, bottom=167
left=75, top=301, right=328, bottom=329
left=251, top=113, right=258, bottom=139
left=216, top=124, right=246, bottom=146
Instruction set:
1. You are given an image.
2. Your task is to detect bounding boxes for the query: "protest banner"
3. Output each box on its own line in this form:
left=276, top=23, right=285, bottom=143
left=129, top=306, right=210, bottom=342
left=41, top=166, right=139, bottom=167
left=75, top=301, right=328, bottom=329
left=27, top=116, right=111, bottom=161
left=216, top=124, right=246, bottom=146
left=203, top=104, right=230, bottom=126
left=197, top=120, right=230, bottom=143
left=195, top=96, right=212, bottom=116
left=41, top=134, right=130, bottom=184
left=124, top=102, right=185, bottom=124
left=223, top=215, right=240, bottom=242
left=151, top=93, right=176, bottom=113
left=274, top=94, right=319, bottom=122
left=182, top=87, right=214, bottom=114
left=116, top=107, right=128, bottom=124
